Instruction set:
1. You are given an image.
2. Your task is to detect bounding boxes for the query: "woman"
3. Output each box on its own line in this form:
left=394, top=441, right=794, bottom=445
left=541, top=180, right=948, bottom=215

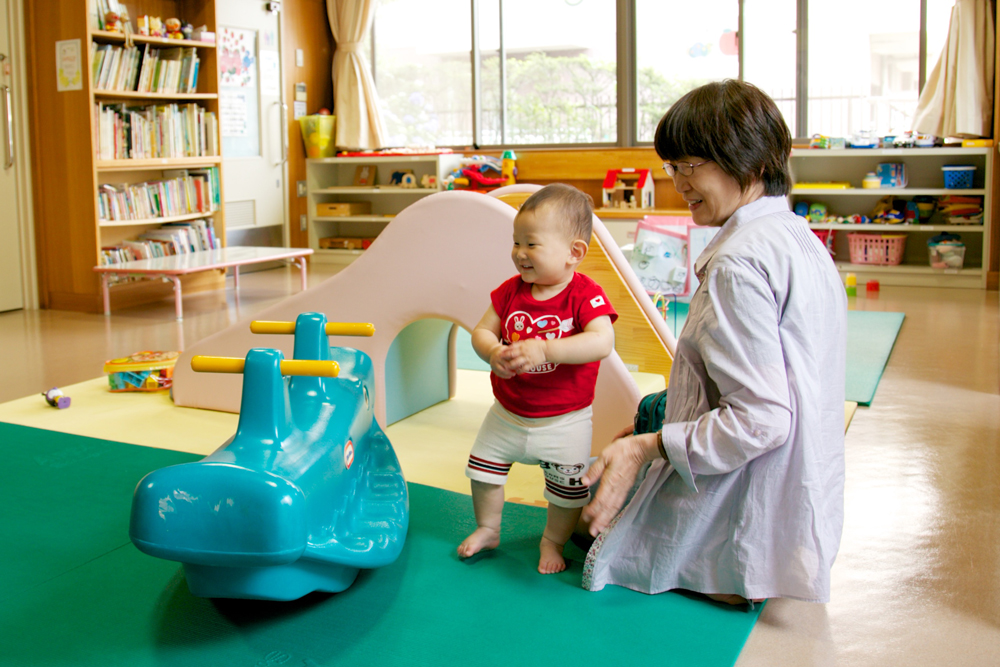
left=581, top=80, right=846, bottom=604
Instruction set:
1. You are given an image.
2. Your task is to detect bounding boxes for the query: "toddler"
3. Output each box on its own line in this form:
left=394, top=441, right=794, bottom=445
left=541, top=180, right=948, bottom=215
left=458, top=184, right=617, bottom=574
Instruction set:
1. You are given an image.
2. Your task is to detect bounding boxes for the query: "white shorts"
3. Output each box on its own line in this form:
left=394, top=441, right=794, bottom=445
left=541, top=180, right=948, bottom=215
left=466, top=401, right=593, bottom=508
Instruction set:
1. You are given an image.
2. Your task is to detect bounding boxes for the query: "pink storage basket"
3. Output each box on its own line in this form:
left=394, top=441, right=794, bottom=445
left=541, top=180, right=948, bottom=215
left=847, top=233, right=907, bottom=265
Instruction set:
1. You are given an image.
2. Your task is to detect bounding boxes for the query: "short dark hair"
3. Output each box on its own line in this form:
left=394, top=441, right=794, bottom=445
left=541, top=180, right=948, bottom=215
left=654, top=80, right=792, bottom=196
left=517, top=183, right=594, bottom=243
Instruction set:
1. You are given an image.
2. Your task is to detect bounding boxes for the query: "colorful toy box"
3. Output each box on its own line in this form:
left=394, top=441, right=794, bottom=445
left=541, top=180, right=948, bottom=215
left=104, top=351, right=180, bottom=392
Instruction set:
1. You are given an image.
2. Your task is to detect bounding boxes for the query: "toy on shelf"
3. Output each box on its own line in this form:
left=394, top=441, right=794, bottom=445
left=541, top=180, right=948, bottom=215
left=602, top=168, right=654, bottom=210
left=104, top=12, right=121, bottom=32
left=181, top=23, right=193, bottom=40
left=130, top=313, right=408, bottom=601
left=42, top=387, right=70, bottom=409
left=792, top=182, right=851, bottom=190
left=928, top=233, right=966, bottom=269
left=809, top=134, right=830, bottom=149
left=937, top=195, right=983, bottom=224
left=875, top=163, right=907, bottom=188
left=501, top=150, right=517, bottom=186
left=137, top=16, right=165, bottom=38
left=165, top=18, right=184, bottom=39
left=872, top=196, right=906, bottom=224
left=420, top=174, right=438, bottom=189
left=442, top=154, right=514, bottom=192
left=104, top=350, right=180, bottom=392
left=807, top=202, right=827, bottom=222
left=862, top=172, right=881, bottom=189
left=390, top=169, right=417, bottom=187
left=845, top=272, right=857, bottom=297
left=849, top=131, right=879, bottom=149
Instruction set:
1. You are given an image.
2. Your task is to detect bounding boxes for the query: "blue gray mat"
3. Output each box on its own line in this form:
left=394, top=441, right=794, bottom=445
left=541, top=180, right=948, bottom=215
left=456, top=306, right=904, bottom=405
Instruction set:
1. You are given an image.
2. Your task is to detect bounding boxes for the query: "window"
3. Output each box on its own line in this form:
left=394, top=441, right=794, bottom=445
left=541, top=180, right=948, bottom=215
left=478, top=0, right=618, bottom=144
left=373, top=0, right=473, bottom=147
left=371, top=1, right=971, bottom=147
left=635, top=0, right=740, bottom=142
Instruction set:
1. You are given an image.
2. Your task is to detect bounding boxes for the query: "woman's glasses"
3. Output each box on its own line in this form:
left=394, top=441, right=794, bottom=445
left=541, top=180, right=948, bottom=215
left=662, top=160, right=712, bottom=177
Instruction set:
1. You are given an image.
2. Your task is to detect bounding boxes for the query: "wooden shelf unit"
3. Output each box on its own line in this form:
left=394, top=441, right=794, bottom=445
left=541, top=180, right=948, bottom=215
left=305, top=154, right=464, bottom=264
left=27, top=0, right=225, bottom=313
left=789, top=147, right=992, bottom=289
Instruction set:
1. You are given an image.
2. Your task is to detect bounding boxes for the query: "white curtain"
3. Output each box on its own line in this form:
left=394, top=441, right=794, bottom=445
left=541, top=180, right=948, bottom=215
left=912, top=0, right=995, bottom=138
left=326, top=0, right=388, bottom=149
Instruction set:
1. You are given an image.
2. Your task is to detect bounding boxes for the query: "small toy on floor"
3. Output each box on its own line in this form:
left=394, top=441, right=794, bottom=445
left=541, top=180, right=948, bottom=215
left=42, top=387, right=71, bottom=409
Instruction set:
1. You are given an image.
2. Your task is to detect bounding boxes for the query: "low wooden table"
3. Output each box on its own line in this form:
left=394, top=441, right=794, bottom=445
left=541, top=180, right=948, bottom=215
left=93, top=246, right=314, bottom=321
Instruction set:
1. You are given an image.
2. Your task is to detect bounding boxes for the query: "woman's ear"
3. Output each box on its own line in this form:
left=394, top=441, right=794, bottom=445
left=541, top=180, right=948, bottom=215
left=569, top=239, right=589, bottom=265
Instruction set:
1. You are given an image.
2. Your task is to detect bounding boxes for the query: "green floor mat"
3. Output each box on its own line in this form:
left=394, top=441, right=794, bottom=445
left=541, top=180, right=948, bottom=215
left=844, top=310, right=905, bottom=405
left=1, top=422, right=762, bottom=667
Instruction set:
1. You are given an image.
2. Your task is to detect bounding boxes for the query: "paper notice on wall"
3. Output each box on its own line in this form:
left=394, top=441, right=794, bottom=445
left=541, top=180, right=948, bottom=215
left=55, top=39, right=82, bottom=91
left=293, top=101, right=307, bottom=120
left=220, top=91, right=249, bottom=137
left=260, top=51, right=280, bottom=96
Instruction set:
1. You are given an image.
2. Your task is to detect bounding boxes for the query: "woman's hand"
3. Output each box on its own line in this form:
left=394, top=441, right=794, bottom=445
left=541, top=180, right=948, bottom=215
left=582, top=430, right=660, bottom=536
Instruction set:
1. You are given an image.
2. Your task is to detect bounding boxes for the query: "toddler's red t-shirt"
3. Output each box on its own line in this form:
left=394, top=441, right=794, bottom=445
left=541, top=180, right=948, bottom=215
left=490, top=272, right=618, bottom=418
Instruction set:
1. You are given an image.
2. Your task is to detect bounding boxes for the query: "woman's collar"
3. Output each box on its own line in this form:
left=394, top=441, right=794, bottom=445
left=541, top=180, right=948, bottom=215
left=693, top=196, right=790, bottom=280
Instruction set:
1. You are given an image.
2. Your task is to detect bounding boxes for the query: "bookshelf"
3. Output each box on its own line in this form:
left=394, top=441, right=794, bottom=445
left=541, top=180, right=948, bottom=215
left=26, top=0, right=226, bottom=313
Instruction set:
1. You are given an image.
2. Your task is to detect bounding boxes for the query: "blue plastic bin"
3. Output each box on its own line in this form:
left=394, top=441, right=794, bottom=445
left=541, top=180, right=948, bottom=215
left=942, top=165, right=975, bottom=189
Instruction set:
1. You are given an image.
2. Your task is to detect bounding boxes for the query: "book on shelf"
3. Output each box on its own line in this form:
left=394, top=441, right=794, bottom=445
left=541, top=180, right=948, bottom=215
left=99, top=218, right=218, bottom=272
left=97, top=167, right=220, bottom=222
left=94, top=102, right=218, bottom=160
left=92, top=0, right=133, bottom=33
left=94, top=44, right=200, bottom=94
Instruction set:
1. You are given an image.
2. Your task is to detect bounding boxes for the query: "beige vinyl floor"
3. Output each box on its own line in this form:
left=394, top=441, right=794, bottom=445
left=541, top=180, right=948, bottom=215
left=1, top=263, right=998, bottom=666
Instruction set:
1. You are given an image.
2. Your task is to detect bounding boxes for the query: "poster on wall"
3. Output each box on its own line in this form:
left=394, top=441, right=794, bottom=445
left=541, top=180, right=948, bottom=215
left=219, top=26, right=260, bottom=158
left=55, top=39, right=82, bottom=91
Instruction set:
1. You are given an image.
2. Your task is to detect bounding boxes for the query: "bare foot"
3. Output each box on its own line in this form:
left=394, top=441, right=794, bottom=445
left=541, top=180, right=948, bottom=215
left=538, top=535, right=567, bottom=574
left=458, top=526, right=500, bottom=559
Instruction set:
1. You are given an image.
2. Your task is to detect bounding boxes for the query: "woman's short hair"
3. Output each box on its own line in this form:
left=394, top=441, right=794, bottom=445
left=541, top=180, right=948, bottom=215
left=517, top=183, right=594, bottom=243
left=654, top=80, right=792, bottom=196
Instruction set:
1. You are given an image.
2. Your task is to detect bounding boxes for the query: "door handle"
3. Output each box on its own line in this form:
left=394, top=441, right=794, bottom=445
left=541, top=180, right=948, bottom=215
left=2, top=85, right=12, bottom=170
left=274, top=101, right=288, bottom=167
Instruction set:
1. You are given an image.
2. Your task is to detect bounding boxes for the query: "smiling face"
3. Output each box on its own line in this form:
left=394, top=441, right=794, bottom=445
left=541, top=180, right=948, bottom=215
left=511, top=206, right=580, bottom=290
left=670, top=157, right=765, bottom=227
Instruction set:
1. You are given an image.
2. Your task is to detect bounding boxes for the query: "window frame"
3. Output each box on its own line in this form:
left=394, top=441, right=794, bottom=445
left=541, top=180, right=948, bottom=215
left=370, top=0, right=937, bottom=149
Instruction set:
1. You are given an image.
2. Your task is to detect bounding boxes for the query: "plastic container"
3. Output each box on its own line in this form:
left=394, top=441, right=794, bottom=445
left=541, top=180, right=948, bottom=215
left=928, top=242, right=966, bottom=269
left=942, top=165, right=975, bottom=189
left=104, top=350, right=180, bottom=392
left=811, top=229, right=836, bottom=256
left=847, top=233, right=907, bottom=265
left=299, top=114, right=336, bottom=158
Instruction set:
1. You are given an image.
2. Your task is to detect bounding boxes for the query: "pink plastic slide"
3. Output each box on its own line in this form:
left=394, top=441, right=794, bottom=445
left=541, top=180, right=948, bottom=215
left=171, top=190, right=664, bottom=455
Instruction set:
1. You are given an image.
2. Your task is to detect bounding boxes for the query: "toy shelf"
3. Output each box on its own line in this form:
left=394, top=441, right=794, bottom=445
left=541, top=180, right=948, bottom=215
left=793, top=187, right=986, bottom=196
left=306, top=154, right=464, bottom=264
left=790, top=147, right=992, bottom=289
left=808, top=222, right=985, bottom=233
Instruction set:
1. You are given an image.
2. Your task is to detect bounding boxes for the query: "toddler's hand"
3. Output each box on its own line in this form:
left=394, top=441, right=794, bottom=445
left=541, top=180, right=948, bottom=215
left=502, top=339, right=548, bottom=374
left=489, top=346, right=517, bottom=379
